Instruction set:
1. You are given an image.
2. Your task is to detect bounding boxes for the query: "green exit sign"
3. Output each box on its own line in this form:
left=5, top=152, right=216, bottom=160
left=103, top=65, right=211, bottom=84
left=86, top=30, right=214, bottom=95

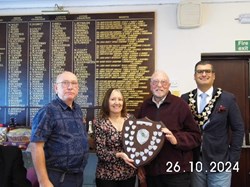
left=235, top=40, right=250, bottom=51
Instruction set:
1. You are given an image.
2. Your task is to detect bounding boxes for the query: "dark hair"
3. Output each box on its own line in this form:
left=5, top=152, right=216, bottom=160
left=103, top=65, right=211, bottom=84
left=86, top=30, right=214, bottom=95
left=100, top=88, right=127, bottom=119
left=194, top=61, right=215, bottom=73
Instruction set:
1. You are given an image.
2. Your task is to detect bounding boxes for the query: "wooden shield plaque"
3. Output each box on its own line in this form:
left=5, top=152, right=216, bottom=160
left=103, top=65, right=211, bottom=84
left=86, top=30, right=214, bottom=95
left=122, top=117, right=166, bottom=167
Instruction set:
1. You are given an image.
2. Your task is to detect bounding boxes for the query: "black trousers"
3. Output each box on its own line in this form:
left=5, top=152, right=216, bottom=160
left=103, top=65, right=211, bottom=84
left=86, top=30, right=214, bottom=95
left=146, top=173, right=191, bottom=187
left=47, top=168, right=83, bottom=187
left=96, top=176, right=136, bottom=187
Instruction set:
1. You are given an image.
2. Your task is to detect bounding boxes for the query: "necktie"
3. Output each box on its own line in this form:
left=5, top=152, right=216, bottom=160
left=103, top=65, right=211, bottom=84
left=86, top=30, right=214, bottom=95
left=199, top=93, right=207, bottom=113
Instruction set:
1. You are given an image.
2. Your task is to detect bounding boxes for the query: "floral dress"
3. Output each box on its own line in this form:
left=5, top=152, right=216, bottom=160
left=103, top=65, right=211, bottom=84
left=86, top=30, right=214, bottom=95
left=94, top=114, right=137, bottom=180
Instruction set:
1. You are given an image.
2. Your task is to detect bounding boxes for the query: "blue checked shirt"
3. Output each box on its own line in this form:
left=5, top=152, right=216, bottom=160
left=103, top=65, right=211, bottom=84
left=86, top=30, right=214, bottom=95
left=30, top=95, right=89, bottom=172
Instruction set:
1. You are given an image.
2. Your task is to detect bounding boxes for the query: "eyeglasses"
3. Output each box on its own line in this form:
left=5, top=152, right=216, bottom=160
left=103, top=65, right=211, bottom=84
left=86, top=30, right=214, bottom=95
left=151, top=80, right=168, bottom=86
left=57, top=81, right=78, bottom=88
left=195, top=69, right=213, bottom=74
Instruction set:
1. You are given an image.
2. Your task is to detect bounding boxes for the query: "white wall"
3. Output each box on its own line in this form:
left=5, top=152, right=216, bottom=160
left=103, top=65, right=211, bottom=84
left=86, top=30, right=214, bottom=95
left=1, top=1, right=250, bottom=94
left=154, top=2, right=250, bottom=94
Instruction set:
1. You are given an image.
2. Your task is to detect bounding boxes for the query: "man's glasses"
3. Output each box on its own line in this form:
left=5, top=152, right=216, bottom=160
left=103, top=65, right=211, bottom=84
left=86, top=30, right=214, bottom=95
left=57, top=81, right=78, bottom=88
left=151, top=80, right=168, bottom=86
left=195, top=69, right=213, bottom=74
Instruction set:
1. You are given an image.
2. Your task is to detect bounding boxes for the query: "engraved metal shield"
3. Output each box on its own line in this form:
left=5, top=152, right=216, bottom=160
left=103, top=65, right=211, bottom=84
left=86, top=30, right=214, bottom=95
left=122, top=117, right=166, bottom=167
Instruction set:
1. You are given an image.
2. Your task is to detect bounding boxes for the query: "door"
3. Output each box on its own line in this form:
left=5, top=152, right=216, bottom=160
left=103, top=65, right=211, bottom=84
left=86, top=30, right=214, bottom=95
left=201, top=53, right=250, bottom=187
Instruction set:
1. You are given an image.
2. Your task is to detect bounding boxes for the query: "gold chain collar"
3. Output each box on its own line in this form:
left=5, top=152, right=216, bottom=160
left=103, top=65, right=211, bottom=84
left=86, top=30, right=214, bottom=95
left=188, top=88, right=222, bottom=126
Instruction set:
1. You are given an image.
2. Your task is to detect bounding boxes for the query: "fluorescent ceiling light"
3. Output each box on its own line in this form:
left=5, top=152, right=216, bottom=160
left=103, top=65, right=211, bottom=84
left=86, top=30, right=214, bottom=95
left=41, top=4, right=69, bottom=15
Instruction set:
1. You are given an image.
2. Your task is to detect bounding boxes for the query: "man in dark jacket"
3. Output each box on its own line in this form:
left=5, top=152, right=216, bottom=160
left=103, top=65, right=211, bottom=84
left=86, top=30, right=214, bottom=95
left=137, top=70, right=201, bottom=187
left=181, top=61, right=244, bottom=187
left=0, top=145, right=32, bottom=187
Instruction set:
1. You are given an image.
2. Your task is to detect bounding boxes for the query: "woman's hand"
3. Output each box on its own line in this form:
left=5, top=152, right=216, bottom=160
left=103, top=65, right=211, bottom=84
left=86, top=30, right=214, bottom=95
left=116, top=152, right=136, bottom=169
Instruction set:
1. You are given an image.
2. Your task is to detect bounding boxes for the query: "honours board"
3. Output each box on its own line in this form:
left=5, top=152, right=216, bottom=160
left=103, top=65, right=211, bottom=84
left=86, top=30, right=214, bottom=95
left=0, top=12, right=155, bottom=126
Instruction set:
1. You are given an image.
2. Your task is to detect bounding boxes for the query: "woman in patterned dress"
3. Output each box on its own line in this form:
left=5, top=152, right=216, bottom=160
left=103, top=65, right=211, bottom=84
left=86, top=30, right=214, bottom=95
left=94, top=88, right=137, bottom=187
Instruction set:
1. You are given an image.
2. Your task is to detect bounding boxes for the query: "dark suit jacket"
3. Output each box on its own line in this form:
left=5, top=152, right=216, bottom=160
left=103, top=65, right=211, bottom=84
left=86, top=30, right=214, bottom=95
left=181, top=88, right=244, bottom=171
left=0, top=145, right=32, bottom=187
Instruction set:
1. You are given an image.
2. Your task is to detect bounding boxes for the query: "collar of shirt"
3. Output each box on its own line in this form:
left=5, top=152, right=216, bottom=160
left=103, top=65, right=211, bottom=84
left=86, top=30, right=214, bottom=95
left=152, top=95, right=166, bottom=108
left=56, top=95, right=75, bottom=110
left=197, top=87, right=213, bottom=106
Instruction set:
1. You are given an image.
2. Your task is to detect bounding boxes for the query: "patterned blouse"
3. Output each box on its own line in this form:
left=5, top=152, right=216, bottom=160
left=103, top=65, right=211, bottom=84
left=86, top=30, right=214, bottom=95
left=94, top=113, right=137, bottom=180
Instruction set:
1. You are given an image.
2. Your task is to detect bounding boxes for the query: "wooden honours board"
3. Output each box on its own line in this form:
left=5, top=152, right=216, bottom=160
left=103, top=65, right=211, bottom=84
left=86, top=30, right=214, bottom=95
left=0, top=12, right=155, bottom=126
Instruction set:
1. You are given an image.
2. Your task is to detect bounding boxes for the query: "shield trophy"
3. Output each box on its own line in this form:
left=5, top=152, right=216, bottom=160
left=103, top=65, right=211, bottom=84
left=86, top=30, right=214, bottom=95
left=122, top=117, right=166, bottom=167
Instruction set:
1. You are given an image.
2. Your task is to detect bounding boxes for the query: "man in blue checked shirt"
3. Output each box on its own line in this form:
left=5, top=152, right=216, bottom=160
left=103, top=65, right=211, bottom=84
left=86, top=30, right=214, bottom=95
left=30, top=71, right=89, bottom=187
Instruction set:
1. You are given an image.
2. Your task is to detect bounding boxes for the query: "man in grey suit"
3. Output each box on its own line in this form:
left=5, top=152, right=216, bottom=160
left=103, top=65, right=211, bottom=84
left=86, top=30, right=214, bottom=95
left=181, top=61, right=244, bottom=187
